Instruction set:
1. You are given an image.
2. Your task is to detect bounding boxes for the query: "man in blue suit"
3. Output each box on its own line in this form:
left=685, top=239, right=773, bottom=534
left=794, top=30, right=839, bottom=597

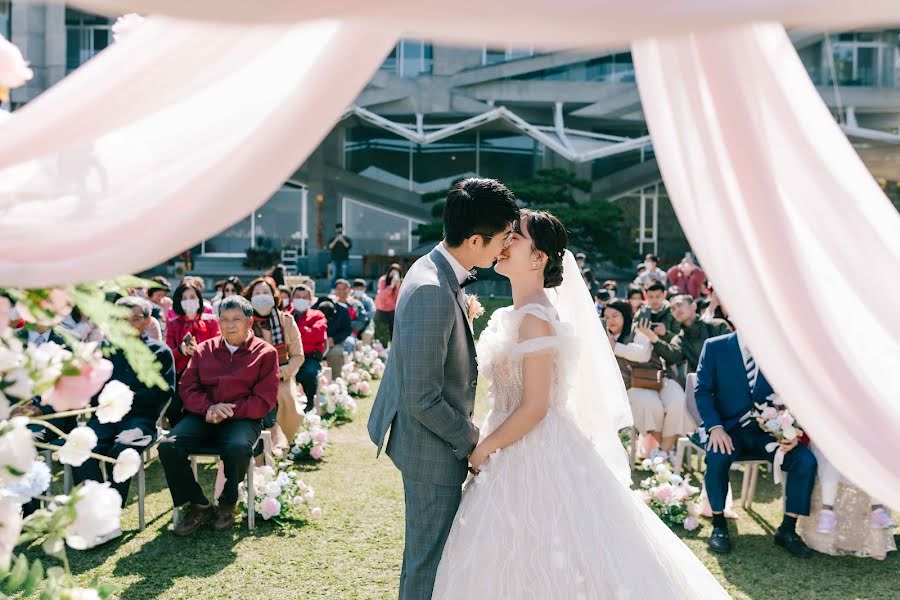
left=695, top=330, right=816, bottom=557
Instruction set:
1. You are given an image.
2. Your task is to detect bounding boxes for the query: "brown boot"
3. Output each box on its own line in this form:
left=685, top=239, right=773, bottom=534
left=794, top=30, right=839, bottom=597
left=174, top=504, right=211, bottom=537
left=213, top=503, right=237, bottom=531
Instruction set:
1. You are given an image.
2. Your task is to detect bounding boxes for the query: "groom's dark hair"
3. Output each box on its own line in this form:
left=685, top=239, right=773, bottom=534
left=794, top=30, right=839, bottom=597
left=443, top=178, right=519, bottom=247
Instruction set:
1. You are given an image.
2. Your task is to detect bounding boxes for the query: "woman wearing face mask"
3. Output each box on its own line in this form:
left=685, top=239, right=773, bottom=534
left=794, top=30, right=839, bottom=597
left=289, top=285, right=328, bottom=404
left=374, top=263, right=403, bottom=346
left=244, top=277, right=305, bottom=452
left=165, top=279, right=220, bottom=425
left=278, top=285, right=293, bottom=312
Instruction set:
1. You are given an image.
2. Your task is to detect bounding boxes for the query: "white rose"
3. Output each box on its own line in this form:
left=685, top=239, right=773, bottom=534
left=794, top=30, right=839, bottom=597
left=58, top=427, right=98, bottom=467
left=276, top=472, right=290, bottom=487
left=0, top=345, right=24, bottom=373
left=310, top=507, right=322, bottom=519
left=3, top=368, right=34, bottom=400
left=296, top=432, right=312, bottom=446
left=112, top=448, right=141, bottom=483
left=265, top=481, right=282, bottom=498
left=0, top=498, right=22, bottom=567
left=96, top=381, right=134, bottom=424
left=2, top=459, right=51, bottom=503
left=0, top=417, right=37, bottom=485
left=65, top=481, right=122, bottom=550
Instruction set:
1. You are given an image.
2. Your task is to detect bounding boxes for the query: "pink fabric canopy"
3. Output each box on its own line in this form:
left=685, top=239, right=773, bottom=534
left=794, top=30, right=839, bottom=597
left=2, top=2, right=899, bottom=506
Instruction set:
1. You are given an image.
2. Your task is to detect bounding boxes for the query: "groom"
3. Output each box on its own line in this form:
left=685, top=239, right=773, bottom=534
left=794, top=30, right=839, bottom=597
left=368, top=178, right=519, bottom=599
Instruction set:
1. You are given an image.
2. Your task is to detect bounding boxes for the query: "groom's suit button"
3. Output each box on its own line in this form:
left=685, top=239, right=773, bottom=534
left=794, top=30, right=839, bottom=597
left=471, top=380, right=477, bottom=388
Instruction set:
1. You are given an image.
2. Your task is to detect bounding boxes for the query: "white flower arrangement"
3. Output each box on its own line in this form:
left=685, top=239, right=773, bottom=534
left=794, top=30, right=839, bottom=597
left=238, top=463, right=322, bottom=526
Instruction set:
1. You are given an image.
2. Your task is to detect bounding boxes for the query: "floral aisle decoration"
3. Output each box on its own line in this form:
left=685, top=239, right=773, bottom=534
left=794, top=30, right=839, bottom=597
left=1, top=279, right=167, bottom=599
left=237, top=463, right=322, bottom=526
left=637, top=457, right=702, bottom=532
left=287, top=412, right=330, bottom=462
left=350, top=344, right=385, bottom=380
left=320, top=372, right=358, bottom=419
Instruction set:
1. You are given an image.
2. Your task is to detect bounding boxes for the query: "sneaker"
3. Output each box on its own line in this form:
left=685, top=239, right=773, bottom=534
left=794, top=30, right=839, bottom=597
left=869, top=507, right=897, bottom=530
left=173, top=503, right=211, bottom=537
left=816, top=509, right=837, bottom=534
left=213, top=503, right=237, bottom=531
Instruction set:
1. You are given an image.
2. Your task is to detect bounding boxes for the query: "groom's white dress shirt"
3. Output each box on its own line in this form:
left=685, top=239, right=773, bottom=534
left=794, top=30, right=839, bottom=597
left=436, top=242, right=471, bottom=287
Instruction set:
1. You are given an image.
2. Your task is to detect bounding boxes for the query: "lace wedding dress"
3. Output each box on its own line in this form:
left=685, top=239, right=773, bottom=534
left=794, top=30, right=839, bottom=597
left=432, top=303, right=731, bottom=599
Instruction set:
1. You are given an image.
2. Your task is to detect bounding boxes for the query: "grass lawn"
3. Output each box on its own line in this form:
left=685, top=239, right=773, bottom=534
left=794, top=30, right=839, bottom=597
left=37, top=378, right=898, bottom=599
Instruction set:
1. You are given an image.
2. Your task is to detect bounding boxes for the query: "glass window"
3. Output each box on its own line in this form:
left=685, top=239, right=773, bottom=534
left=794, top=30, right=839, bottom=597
left=202, top=215, right=252, bottom=254
left=65, top=9, right=111, bottom=72
left=412, top=131, right=477, bottom=193
left=0, top=1, right=11, bottom=40
left=343, top=198, right=424, bottom=256
left=399, top=40, right=433, bottom=78
left=478, top=132, right=539, bottom=182
left=254, top=186, right=305, bottom=253
left=380, top=43, right=399, bottom=75
left=483, top=46, right=507, bottom=65
left=345, top=126, right=412, bottom=188
left=827, top=32, right=898, bottom=87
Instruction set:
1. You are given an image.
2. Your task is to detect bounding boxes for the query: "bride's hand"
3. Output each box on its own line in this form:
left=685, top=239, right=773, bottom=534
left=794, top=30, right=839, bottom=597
left=469, top=446, right=489, bottom=473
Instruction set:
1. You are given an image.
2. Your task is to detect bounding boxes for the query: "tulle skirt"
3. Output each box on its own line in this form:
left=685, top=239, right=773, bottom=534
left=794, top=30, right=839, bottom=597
left=432, top=406, right=731, bottom=600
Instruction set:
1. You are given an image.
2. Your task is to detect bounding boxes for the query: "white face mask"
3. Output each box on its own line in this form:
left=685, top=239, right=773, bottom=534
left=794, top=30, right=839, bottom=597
left=181, top=299, right=200, bottom=315
left=293, top=298, right=311, bottom=313
left=251, top=294, right=276, bottom=315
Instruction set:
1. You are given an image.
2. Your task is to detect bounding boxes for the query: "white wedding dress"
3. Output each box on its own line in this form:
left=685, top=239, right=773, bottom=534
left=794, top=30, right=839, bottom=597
left=432, top=303, right=731, bottom=599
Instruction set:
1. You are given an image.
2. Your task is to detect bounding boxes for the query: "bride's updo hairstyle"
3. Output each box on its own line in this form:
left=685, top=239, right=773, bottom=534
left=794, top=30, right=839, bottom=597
left=521, top=209, right=568, bottom=288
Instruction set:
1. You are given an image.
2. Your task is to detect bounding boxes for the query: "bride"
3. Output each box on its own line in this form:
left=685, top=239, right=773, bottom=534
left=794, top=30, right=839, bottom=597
left=432, top=209, right=731, bottom=599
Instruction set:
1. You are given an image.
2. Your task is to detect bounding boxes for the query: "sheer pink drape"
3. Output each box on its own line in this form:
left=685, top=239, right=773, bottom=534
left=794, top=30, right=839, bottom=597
left=633, top=24, right=900, bottom=507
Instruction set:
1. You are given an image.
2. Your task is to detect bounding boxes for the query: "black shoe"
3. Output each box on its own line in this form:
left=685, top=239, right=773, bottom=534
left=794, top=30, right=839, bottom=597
left=707, top=526, right=731, bottom=554
left=774, top=529, right=812, bottom=558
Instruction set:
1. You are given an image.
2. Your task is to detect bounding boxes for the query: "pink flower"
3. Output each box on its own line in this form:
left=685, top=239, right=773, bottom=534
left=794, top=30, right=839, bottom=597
left=313, top=430, right=328, bottom=444
left=760, top=406, right=778, bottom=421
left=42, top=358, right=113, bottom=412
left=309, top=445, right=324, bottom=460
left=259, top=497, right=281, bottom=520
left=653, top=484, right=675, bottom=504
left=777, top=411, right=794, bottom=428
left=310, top=507, right=322, bottom=519
left=683, top=516, right=699, bottom=531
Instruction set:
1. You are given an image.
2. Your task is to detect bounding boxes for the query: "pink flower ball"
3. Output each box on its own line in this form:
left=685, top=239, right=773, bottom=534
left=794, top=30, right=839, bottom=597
left=310, top=445, right=324, bottom=460
left=42, top=358, right=113, bottom=412
left=313, top=430, right=328, bottom=444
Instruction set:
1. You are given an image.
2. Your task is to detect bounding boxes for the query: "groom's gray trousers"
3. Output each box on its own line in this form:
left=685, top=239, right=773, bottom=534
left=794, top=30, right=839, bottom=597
left=368, top=248, right=480, bottom=600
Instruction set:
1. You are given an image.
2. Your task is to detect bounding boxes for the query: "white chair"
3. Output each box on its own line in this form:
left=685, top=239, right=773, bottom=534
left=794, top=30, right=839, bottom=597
left=179, top=430, right=273, bottom=531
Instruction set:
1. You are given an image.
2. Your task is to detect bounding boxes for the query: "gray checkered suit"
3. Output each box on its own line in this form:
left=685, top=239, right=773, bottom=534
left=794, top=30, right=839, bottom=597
left=368, top=246, right=479, bottom=600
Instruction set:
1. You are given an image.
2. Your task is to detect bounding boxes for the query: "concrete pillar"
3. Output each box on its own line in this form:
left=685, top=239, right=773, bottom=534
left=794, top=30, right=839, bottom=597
left=10, top=1, right=65, bottom=105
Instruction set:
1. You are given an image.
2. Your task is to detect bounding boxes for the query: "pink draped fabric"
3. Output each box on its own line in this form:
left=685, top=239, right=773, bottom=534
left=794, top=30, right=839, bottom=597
left=0, top=18, right=397, bottom=286
left=633, top=24, right=900, bottom=507
left=67, top=0, right=900, bottom=49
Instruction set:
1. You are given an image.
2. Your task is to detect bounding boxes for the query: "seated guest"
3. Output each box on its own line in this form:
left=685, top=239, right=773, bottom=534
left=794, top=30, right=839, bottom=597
left=73, top=297, right=175, bottom=506
left=633, top=254, right=667, bottom=288
left=148, top=276, right=173, bottom=335
left=243, top=277, right=305, bottom=452
left=603, top=300, right=693, bottom=462
left=331, top=279, right=366, bottom=351
left=290, top=285, right=327, bottom=401
left=278, top=285, right=293, bottom=312
left=352, top=278, right=376, bottom=332
left=211, top=275, right=244, bottom=316
left=695, top=330, right=817, bottom=557
left=600, top=280, right=618, bottom=299
left=666, top=255, right=706, bottom=299
left=165, top=278, right=220, bottom=425
left=626, top=286, right=644, bottom=317
left=650, top=294, right=732, bottom=384
left=634, top=281, right=681, bottom=343
left=799, top=442, right=896, bottom=560
left=314, top=293, right=352, bottom=376
left=158, top=296, right=278, bottom=536
left=595, top=289, right=612, bottom=314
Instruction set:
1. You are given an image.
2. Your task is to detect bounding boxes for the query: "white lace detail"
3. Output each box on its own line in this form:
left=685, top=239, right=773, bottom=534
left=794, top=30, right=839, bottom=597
left=476, top=303, right=577, bottom=414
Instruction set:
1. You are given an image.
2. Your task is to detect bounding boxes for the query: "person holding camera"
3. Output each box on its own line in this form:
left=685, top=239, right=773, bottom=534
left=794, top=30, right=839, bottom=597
left=374, top=262, right=403, bottom=345
left=289, top=284, right=328, bottom=402
left=328, top=223, right=353, bottom=287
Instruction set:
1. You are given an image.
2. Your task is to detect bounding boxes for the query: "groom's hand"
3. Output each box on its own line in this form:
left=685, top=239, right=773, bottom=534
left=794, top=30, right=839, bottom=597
left=708, top=427, right=733, bottom=455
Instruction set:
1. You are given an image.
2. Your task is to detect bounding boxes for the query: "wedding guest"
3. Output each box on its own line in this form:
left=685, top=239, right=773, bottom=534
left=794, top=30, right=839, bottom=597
left=333, top=279, right=366, bottom=339
left=699, top=285, right=732, bottom=328
left=352, top=279, right=376, bottom=333
left=665, top=285, right=683, bottom=300
left=158, top=295, right=278, bottom=535
left=595, top=289, right=612, bottom=314
left=634, top=254, right=667, bottom=288
left=327, top=223, right=353, bottom=287
left=73, top=296, right=175, bottom=507
left=604, top=300, right=693, bottom=462
left=666, top=255, right=706, bottom=299
left=651, top=295, right=732, bottom=380
left=695, top=330, right=817, bottom=557
left=148, top=276, right=174, bottom=333
left=182, top=276, right=215, bottom=314
left=601, top=280, right=619, bottom=299
left=316, top=300, right=350, bottom=376
left=800, top=443, right=897, bottom=559
left=374, top=263, right=403, bottom=345
left=634, top=281, right=681, bottom=343
left=165, top=279, right=220, bottom=425
left=278, top=285, right=293, bottom=312
left=211, top=275, right=244, bottom=315
left=626, top=286, right=644, bottom=317
left=244, top=277, right=305, bottom=451
left=289, top=285, right=327, bottom=401
left=268, top=264, right=287, bottom=288
left=59, top=306, right=105, bottom=343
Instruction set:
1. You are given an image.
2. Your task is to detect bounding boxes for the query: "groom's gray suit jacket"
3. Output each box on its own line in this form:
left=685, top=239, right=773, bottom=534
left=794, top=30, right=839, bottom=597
left=368, top=247, right=480, bottom=486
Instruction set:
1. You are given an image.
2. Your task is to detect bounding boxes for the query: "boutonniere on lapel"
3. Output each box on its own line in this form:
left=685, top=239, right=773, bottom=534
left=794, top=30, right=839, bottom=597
left=466, top=294, right=485, bottom=327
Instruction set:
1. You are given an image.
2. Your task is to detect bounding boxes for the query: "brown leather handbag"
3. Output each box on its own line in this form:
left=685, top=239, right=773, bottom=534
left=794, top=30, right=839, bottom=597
left=631, top=367, right=664, bottom=391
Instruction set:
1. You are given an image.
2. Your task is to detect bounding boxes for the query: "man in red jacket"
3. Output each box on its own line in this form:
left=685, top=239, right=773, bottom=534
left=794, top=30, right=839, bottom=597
left=159, top=295, right=279, bottom=535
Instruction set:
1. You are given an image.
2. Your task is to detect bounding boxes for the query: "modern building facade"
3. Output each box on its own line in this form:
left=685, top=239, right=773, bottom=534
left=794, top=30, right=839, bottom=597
left=7, top=3, right=900, bottom=279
